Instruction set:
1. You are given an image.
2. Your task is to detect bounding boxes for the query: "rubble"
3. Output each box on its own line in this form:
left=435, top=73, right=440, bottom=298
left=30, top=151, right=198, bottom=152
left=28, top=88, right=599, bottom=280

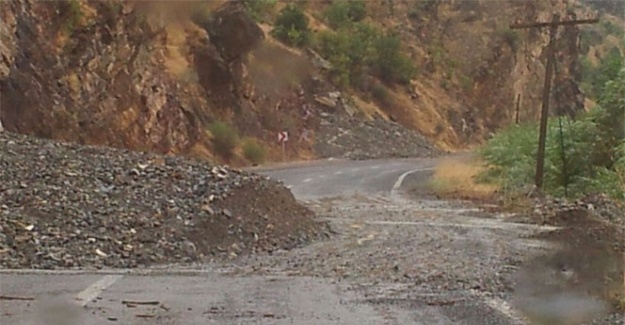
left=0, top=132, right=328, bottom=269
left=313, top=115, right=442, bottom=160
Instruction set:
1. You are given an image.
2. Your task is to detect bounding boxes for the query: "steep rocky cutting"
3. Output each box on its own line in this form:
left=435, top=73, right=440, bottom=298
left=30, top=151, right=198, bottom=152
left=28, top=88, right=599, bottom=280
left=0, top=1, right=293, bottom=159
left=0, top=131, right=328, bottom=269
left=0, top=0, right=615, bottom=162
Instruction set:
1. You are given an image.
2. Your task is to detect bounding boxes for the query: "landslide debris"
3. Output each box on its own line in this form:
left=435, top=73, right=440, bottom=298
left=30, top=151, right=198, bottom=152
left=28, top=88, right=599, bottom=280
left=313, top=114, right=442, bottom=160
left=0, top=132, right=327, bottom=269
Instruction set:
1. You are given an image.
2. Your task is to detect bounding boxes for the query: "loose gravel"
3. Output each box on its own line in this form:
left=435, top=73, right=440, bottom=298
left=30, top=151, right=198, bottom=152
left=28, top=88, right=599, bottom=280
left=0, top=132, right=328, bottom=269
left=313, top=116, right=442, bottom=160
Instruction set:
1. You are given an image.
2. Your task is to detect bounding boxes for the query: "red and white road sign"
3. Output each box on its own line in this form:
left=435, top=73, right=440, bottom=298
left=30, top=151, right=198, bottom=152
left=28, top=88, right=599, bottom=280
left=278, top=131, right=289, bottom=143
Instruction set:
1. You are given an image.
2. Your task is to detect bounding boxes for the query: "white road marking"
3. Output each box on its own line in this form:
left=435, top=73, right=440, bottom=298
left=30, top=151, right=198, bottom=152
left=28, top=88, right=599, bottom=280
left=363, top=220, right=560, bottom=232
left=369, top=165, right=381, bottom=170
left=75, top=275, right=122, bottom=306
left=303, top=178, right=313, bottom=183
left=334, top=171, right=343, bottom=175
left=391, top=168, right=433, bottom=195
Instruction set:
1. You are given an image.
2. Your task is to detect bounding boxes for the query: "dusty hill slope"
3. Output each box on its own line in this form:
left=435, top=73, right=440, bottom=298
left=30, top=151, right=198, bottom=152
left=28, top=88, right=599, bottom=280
left=0, top=0, right=621, bottom=161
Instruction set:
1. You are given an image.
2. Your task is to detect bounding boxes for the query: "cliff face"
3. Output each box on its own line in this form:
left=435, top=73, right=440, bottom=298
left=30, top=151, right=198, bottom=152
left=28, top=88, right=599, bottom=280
left=2, top=0, right=201, bottom=153
left=355, top=0, right=588, bottom=148
left=0, top=0, right=313, bottom=161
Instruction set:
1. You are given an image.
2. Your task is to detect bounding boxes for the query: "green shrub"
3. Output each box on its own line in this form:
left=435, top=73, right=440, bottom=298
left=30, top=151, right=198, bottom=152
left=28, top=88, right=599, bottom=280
left=242, top=0, right=276, bottom=23
left=371, top=83, right=394, bottom=107
left=242, top=139, right=266, bottom=165
left=581, top=47, right=623, bottom=99
left=59, top=0, right=83, bottom=34
left=498, top=28, right=520, bottom=52
left=374, top=32, right=417, bottom=84
left=601, top=20, right=624, bottom=38
left=314, top=23, right=416, bottom=88
left=323, top=1, right=366, bottom=29
left=208, top=121, right=239, bottom=159
left=478, top=67, right=625, bottom=200
left=271, top=5, right=311, bottom=47
left=316, top=22, right=379, bottom=88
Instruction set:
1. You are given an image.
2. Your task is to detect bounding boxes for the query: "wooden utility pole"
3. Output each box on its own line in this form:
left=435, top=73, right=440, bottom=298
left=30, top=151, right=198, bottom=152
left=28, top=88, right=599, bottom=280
left=510, top=14, right=599, bottom=189
left=515, top=93, right=521, bottom=125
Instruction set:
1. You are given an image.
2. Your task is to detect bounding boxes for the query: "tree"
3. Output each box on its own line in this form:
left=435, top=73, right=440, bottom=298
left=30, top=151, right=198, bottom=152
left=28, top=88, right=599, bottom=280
left=271, top=5, right=311, bottom=47
left=374, top=32, right=417, bottom=84
left=324, top=1, right=367, bottom=29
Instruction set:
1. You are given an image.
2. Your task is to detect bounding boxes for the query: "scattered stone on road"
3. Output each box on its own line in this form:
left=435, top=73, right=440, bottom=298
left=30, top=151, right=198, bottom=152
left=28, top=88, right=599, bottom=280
left=0, top=132, right=328, bottom=269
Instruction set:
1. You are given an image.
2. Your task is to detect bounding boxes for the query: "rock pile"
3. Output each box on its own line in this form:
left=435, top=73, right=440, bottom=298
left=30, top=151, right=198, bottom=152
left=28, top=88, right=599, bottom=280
left=0, top=132, right=327, bottom=269
left=313, top=115, right=442, bottom=160
left=527, top=194, right=625, bottom=227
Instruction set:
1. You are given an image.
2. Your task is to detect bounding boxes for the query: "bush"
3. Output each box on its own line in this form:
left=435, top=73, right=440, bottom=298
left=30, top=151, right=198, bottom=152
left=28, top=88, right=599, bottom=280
left=371, top=83, right=394, bottom=107
left=316, top=23, right=378, bottom=88
left=324, top=1, right=366, bottom=29
left=208, top=121, right=239, bottom=159
left=374, top=32, right=417, bottom=84
left=59, top=0, right=83, bottom=34
left=601, top=20, right=624, bottom=38
left=242, top=0, right=276, bottom=22
left=242, top=139, right=266, bottom=165
left=314, top=23, right=416, bottom=88
left=581, top=47, right=623, bottom=99
left=271, top=5, right=311, bottom=47
left=498, top=28, right=520, bottom=52
left=478, top=67, right=625, bottom=200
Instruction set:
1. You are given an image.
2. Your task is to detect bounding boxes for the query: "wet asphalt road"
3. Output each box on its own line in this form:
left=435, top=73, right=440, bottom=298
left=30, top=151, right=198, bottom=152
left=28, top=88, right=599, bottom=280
left=0, top=157, right=542, bottom=325
left=0, top=271, right=390, bottom=325
left=251, top=157, right=437, bottom=200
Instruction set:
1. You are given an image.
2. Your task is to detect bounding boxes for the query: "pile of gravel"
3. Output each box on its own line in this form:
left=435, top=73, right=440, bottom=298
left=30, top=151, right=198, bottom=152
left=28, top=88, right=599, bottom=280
left=313, top=116, right=442, bottom=160
left=0, top=132, right=327, bottom=269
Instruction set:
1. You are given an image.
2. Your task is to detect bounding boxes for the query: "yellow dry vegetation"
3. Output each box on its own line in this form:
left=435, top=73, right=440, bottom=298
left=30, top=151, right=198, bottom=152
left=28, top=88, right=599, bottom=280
left=163, top=23, right=193, bottom=80
left=428, top=156, right=498, bottom=201
left=65, top=73, right=81, bottom=98
left=351, top=95, right=389, bottom=121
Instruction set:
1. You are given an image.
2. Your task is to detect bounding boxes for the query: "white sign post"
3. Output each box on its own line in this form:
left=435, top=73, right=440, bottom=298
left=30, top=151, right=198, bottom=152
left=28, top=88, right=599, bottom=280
left=278, top=131, right=288, bottom=161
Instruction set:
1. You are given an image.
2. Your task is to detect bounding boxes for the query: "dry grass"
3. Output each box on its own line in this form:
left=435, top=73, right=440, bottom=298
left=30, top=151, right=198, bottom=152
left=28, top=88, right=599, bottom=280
left=428, top=156, right=498, bottom=201
left=428, top=156, right=536, bottom=213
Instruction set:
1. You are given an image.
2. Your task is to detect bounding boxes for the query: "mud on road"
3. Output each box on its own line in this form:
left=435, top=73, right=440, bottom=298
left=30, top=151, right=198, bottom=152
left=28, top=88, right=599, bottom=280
left=214, top=193, right=623, bottom=325
left=3, top=193, right=624, bottom=324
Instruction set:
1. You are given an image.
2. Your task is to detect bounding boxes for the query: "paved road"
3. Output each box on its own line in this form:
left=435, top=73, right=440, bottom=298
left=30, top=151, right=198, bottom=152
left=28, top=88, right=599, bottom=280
left=1, top=158, right=443, bottom=325
left=0, top=157, right=567, bottom=325
left=0, top=271, right=389, bottom=325
left=250, top=158, right=437, bottom=200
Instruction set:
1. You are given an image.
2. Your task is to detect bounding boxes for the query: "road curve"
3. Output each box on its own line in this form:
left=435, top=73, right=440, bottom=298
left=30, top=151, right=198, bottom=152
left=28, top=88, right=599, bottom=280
left=250, top=158, right=438, bottom=200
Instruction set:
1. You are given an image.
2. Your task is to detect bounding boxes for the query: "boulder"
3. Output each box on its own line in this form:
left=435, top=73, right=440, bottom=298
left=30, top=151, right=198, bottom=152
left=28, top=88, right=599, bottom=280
left=207, top=2, right=265, bottom=63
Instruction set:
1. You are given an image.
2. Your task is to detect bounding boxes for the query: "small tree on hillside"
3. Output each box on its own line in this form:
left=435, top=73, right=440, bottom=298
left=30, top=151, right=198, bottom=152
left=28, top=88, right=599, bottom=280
left=324, top=1, right=367, bottom=29
left=374, top=32, right=417, bottom=84
left=271, top=5, right=311, bottom=47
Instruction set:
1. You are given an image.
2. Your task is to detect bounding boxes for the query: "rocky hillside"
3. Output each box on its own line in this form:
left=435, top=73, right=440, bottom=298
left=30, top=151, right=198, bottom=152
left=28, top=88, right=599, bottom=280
left=0, top=0, right=620, bottom=162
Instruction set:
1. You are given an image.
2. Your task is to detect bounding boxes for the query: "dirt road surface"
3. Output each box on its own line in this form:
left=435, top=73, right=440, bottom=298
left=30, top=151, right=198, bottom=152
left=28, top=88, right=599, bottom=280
left=1, top=158, right=619, bottom=324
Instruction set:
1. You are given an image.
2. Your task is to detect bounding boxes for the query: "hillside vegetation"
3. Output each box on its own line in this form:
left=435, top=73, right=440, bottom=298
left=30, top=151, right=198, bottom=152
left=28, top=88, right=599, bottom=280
left=1, top=0, right=623, bottom=165
left=480, top=66, right=625, bottom=200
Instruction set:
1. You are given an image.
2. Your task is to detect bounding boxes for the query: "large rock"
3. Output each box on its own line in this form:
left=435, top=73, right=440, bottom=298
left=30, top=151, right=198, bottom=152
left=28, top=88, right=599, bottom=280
left=206, top=2, right=264, bottom=63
